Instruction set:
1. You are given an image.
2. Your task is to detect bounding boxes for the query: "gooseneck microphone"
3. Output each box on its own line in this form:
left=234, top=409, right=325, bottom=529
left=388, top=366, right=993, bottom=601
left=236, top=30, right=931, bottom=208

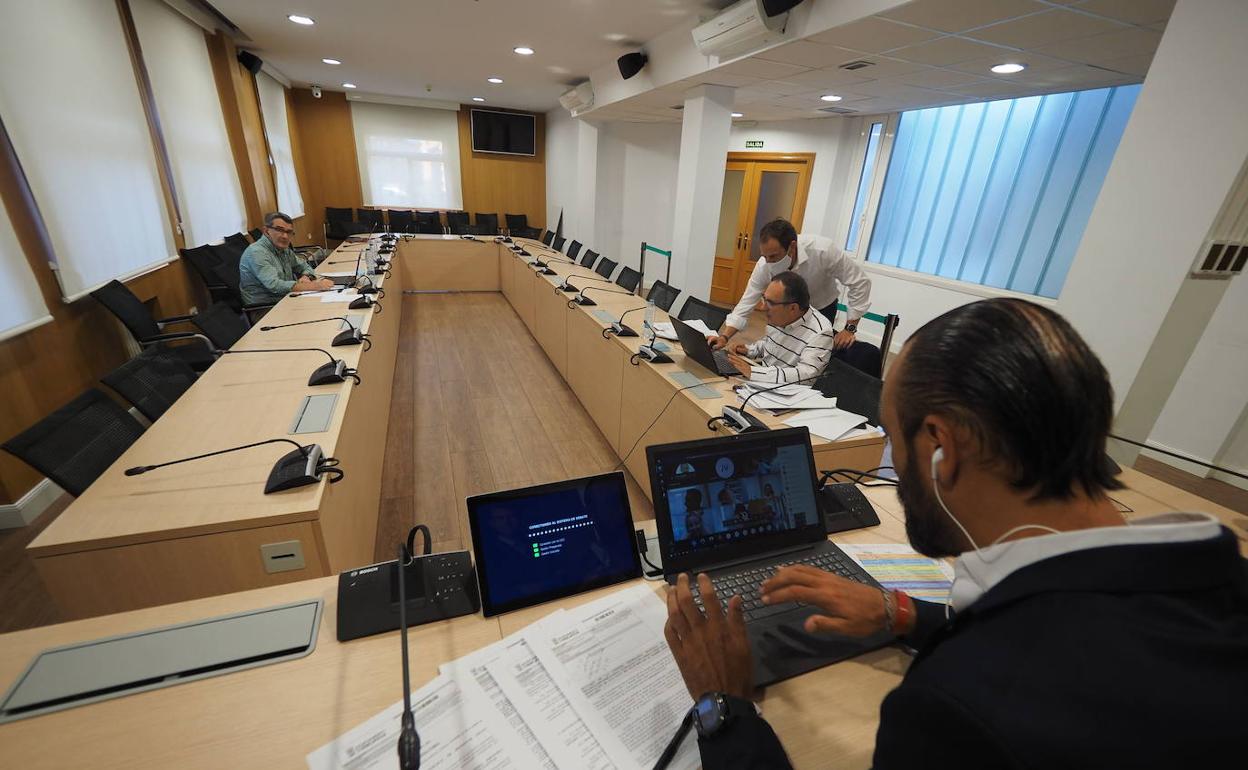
left=396, top=540, right=422, bottom=770
left=721, top=372, right=826, bottom=433
left=554, top=273, right=612, bottom=294
left=571, top=285, right=634, bottom=307
left=603, top=305, right=647, bottom=339
left=260, top=317, right=372, bottom=349
left=217, top=347, right=360, bottom=386
left=124, top=438, right=344, bottom=494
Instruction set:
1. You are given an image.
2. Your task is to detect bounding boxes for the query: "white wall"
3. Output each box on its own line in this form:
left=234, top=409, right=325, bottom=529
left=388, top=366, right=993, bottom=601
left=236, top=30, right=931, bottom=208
left=595, top=121, right=682, bottom=280
left=545, top=108, right=578, bottom=233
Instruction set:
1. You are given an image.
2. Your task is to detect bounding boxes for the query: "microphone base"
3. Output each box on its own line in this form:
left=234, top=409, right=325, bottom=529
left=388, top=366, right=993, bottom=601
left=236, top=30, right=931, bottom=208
left=611, top=323, right=639, bottom=338
left=721, top=406, right=770, bottom=433
left=557, top=283, right=579, bottom=293
left=265, top=445, right=324, bottom=494
left=309, top=360, right=347, bottom=386
left=575, top=296, right=597, bottom=306
left=349, top=296, right=374, bottom=310
left=332, top=329, right=363, bottom=347
left=638, top=345, right=673, bottom=364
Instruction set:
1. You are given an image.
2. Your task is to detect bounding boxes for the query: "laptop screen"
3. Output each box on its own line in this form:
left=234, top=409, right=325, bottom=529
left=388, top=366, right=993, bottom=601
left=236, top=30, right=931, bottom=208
left=646, top=427, right=825, bottom=576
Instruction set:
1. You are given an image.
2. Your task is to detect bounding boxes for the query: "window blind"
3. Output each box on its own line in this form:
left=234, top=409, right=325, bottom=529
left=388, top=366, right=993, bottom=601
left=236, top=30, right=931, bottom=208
left=0, top=0, right=175, bottom=302
left=350, top=101, right=463, bottom=209
left=255, top=73, right=304, bottom=218
left=130, top=0, right=246, bottom=247
left=0, top=194, right=52, bottom=343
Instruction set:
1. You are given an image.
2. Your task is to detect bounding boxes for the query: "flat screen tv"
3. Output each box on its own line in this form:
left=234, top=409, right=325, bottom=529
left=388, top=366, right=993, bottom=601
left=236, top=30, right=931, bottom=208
left=470, top=109, right=536, bottom=156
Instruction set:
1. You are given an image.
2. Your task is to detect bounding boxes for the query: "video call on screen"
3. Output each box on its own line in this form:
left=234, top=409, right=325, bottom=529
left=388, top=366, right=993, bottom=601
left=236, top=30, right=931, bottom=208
left=658, top=443, right=818, bottom=557
left=475, top=478, right=636, bottom=606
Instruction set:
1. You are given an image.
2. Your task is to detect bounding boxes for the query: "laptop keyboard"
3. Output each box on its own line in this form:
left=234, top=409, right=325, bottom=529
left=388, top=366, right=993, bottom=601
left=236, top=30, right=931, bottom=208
left=688, top=550, right=872, bottom=622
left=712, top=348, right=738, bottom=376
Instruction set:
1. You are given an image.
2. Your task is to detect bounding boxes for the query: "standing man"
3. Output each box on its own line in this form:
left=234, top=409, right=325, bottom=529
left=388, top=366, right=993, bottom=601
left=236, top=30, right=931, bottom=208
left=711, top=218, right=871, bottom=352
left=239, top=212, right=334, bottom=305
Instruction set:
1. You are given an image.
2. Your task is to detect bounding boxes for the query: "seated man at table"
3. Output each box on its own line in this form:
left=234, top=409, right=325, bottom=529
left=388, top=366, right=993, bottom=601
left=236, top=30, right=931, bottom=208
left=239, top=211, right=333, bottom=305
left=662, top=298, right=1248, bottom=769
left=723, top=271, right=837, bottom=385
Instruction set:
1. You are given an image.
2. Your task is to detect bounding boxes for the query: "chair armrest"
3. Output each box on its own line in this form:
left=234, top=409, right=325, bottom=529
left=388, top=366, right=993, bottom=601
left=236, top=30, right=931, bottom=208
left=155, top=314, right=196, bottom=329
left=140, top=332, right=215, bottom=350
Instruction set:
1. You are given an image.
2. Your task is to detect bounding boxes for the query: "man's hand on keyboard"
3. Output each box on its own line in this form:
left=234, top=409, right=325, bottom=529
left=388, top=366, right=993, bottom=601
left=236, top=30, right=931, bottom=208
left=664, top=573, right=755, bottom=701
left=761, top=565, right=888, bottom=638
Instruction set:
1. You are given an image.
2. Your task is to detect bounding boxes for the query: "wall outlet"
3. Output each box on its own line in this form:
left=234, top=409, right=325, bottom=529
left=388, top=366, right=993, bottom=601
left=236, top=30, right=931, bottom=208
left=260, top=540, right=306, bottom=574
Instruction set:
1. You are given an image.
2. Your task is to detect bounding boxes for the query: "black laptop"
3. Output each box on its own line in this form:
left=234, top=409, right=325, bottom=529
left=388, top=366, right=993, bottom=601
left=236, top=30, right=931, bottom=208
left=647, top=426, right=893, bottom=686
left=668, top=315, right=739, bottom=376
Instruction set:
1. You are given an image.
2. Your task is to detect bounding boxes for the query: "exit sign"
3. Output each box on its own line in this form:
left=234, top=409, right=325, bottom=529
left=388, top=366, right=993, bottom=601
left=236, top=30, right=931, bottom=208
left=745, top=140, right=764, bottom=148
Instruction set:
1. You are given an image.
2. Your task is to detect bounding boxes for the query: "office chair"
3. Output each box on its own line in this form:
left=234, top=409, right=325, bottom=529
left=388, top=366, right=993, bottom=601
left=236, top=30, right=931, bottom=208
left=356, top=209, right=384, bottom=233
left=473, top=212, right=499, bottom=235
left=446, top=211, right=471, bottom=235
left=101, top=346, right=199, bottom=423
left=211, top=261, right=277, bottom=325
left=387, top=209, right=415, bottom=234
left=540, top=230, right=555, bottom=246
left=324, top=207, right=356, bottom=242
left=678, top=296, right=729, bottom=332
left=415, top=211, right=443, bottom=234
left=566, top=240, right=582, bottom=260
left=223, top=232, right=251, bottom=254
left=552, top=235, right=567, bottom=252
left=594, top=257, right=617, bottom=279
left=580, top=249, right=598, bottom=268
left=248, top=227, right=262, bottom=241
left=615, top=266, right=641, bottom=294
left=179, top=245, right=231, bottom=305
left=814, top=358, right=882, bottom=426
left=1, top=388, right=145, bottom=497
left=505, top=213, right=539, bottom=238
left=191, top=301, right=249, bottom=349
left=646, top=280, right=680, bottom=312
left=90, top=280, right=216, bottom=372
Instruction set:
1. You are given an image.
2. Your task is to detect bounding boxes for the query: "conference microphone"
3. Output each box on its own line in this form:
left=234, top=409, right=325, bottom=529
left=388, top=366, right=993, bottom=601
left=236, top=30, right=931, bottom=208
left=396, top=540, right=422, bottom=770
left=721, top=371, right=827, bottom=434
left=124, top=438, right=344, bottom=494
left=602, top=305, right=647, bottom=339
left=216, top=347, right=360, bottom=386
left=358, top=274, right=385, bottom=297
left=259, top=317, right=371, bottom=349
left=554, top=273, right=614, bottom=294
left=350, top=294, right=382, bottom=313
left=570, top=285, right=635, bottom=307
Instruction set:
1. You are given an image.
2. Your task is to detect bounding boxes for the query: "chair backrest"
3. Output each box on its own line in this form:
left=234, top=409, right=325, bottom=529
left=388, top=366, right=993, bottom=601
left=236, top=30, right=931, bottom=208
left=356, top=209, right=383, bottom=229
left=387, top=209, right=415, bottom=233
left=834, top=302, right=901, bottom=374
left=594, top=257, right=618, bottom=279
left=580, top=249, right=598, bottom=268
left=566, top=240, right=582, bottom=260
left=179, top=245, right=224, bottom=288
left=211, top=260, right=244, bottom=311
left=191, top=301, right=248, bottom=349
left=814, top=357, right=883, bottom=426
left=552, top=235, right=567, bottom=252
left=1, top=388, right=145, bottom=497
left=223, top=232, right=251, bottom=253
left=505, top=213, right=528, bottom=230
left=646, top=280, right=680, bottom=312
left=678, top=295, right=729, bottom=331
left=446, top=211, right=470, bottom=234
left=325, top=207, right=354, bottom=225
left=474, top=213, right=499, bottom=233
left=101, top=347, right=198, bottom=422
left=615, top=266, right=641, bottom=293
left=248, top=228, right=262, bottom=241
left=415, top=211, right=442, bottom=233
left=91, top=280, right=161, bottom=341
left=540, top=230, right=554, bottom=246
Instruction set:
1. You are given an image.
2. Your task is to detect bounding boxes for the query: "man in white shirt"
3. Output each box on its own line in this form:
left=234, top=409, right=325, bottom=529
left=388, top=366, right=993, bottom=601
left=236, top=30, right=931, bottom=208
left=711, top=218, right=872, bottom=352
left=722, top=271, right=837, bottom=384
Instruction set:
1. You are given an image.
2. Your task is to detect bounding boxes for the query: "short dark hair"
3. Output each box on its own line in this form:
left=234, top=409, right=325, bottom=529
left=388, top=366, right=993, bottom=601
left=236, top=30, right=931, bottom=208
left=264, top=211, right=293, bottom=228
left=758, top=218, right=797, bottom=250
left=895, top=298, right=1122, bottom=501
left=769, top=271, right=810, bottom=311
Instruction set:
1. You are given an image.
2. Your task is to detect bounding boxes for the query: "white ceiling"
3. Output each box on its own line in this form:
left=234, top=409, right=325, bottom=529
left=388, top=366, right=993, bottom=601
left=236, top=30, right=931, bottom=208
left=206, top=0, right=736, bottom=111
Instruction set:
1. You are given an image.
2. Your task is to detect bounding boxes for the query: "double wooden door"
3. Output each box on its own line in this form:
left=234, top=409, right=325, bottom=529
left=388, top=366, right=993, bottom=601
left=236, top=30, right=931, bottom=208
left=710, top=152, right=814, bottom=306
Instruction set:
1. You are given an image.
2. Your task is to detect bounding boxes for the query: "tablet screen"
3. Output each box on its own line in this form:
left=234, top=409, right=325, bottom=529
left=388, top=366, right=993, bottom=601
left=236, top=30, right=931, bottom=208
left=467, top=472, right=641, bottom=616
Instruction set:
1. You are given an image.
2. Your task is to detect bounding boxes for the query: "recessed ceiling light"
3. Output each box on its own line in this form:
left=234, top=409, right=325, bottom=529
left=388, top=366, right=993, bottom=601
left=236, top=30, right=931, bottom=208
left=731, top=112, right=744, bottom=118
left=487, top=77, right=503, bottom=84
left=513, top=46, right=535, bottom=56
left=820, top=94, right=843, bottom=102
left=322, top=58, right=341, bottom=65
left=342, top=83, right=357, bottom=89
left=287, top=14, right=314, bottom=25
left=991, top=62, right=1027, bottom=74
left=472, top=96, right=486, bottom=102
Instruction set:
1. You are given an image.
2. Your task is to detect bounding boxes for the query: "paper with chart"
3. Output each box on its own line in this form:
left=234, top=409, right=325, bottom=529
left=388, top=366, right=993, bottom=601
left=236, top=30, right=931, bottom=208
left=486, top=617, right=617, bottom=770
left=838, top=543, right=955, bottom=603
left=439, top=639, right=560, bottom=770
left=305, top=674, right=529, bottom=770
left=526, top=585, right=698, bottom=770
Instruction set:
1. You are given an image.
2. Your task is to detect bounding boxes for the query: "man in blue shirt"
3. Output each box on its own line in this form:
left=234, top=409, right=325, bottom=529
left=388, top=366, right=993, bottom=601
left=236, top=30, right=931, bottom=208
left=239, top=212, right=333, bottom=305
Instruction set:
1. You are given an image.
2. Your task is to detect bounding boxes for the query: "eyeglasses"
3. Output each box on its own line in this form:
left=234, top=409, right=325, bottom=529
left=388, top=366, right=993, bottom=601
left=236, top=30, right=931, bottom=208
left=762, top=297, right=796, bottom=308
left=267, top=225, right=295, bottom=236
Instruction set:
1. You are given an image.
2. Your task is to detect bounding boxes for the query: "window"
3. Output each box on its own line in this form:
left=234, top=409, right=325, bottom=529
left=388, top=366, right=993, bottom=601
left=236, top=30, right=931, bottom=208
left=256, top=73, right=304, bottom=218
left=844, top=122, right=883, bottom=253
left=865, top=85, right=1139, bottom=298
left=350, top=101, right=462, bottom=209
left=0, top=191, right=51, bottom=342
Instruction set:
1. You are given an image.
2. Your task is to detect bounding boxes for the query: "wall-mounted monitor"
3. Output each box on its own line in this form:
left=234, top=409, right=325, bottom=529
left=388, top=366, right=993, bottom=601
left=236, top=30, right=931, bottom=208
left=470, top=109, right=536, bottom=156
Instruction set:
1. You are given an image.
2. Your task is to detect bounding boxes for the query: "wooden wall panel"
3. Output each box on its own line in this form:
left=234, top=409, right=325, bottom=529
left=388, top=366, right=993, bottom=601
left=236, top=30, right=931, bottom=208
left=457, top=107, right=545, bottom=230
left=205, top=31, right=275, bottom=232
left=288, top=89, right=363, bottom=247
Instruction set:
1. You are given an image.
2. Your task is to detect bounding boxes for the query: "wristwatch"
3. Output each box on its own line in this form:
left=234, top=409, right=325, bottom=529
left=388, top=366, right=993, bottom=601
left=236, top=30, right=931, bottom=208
left=692, top=692, right=745, bottom=739
left=843, top=322, right=858, bottom=334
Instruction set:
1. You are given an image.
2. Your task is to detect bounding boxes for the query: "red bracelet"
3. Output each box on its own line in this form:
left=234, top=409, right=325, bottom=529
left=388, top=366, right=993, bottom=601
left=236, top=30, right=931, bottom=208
left=892, top=590, right=915, bottom=635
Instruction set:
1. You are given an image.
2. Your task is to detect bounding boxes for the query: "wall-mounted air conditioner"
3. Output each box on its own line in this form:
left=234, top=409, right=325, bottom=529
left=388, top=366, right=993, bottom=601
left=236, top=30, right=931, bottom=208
left=692, top=0, right=790, bottom=59
left=559, top=82, right=595, bottom=116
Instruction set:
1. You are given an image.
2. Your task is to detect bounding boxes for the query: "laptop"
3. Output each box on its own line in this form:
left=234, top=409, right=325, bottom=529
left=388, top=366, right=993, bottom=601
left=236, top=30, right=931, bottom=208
left=647, top=426, right=892, bottom=686
left=668, top=315, right=739, bottom=377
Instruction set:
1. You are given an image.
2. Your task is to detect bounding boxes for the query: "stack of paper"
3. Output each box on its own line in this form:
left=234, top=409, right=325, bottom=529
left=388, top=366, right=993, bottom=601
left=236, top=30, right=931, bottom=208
left=307, top=585, right=698, bottom=770
left=782, top=408, right=869, bottom=441
left=736, top=382, right=838, bottom=410
left=644, top=321, right=680, bottom=341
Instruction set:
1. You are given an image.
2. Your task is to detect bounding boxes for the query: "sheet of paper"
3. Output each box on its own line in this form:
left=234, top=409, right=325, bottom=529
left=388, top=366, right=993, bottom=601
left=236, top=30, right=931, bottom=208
left=319, top=270, right=357, bottom=277
left=321, top=291, right=361, bottom=303
left=680, top=318, right=716, bottom=338
left=838, top=544, right=955, bottom=603
left=526, top=585, right=698, bottom=770
left=645, top=321, right=679, bottom=341
left=306, top=674, right=530, bottom=770
left=783, top=408, right=869, bottom=441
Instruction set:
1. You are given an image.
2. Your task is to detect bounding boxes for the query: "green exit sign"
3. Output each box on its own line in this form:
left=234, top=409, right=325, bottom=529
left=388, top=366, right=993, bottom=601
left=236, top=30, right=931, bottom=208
left=745, top=140, right=764, bottom=148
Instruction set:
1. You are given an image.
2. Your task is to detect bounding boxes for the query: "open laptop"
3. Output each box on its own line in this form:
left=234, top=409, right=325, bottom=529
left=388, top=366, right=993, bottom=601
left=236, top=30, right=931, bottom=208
left=647, top=426, right=893, bottom=686
left=668, top=315, right=739, bottom=376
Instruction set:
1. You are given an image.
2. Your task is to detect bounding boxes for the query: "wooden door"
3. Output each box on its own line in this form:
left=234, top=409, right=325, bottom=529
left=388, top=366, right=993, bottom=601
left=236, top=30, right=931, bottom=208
left=711, top=161, right=754, bottom=305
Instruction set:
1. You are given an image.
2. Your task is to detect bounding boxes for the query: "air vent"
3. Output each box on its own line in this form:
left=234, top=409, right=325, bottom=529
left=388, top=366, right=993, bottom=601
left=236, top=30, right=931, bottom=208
left=1190, top=154, right=1248, bottom=277
left=840, top=60, right=875, bottom=71
left=819, top=106, right=857, bottom=114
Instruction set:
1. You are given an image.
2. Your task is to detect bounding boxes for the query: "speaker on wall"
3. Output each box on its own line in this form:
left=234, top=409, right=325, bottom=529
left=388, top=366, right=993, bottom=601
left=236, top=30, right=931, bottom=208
left=761, top=0, right=804, bottom=16
left=617, top=52, right=648, bottom=80
left=237, top=50, right=263, bottom=76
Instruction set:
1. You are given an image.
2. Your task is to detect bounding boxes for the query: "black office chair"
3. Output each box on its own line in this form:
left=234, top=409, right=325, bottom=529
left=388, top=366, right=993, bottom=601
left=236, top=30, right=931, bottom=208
left=678, top=296, right=729, bottom=331
left=90, top=280, right=216, bottom=372
left=615, top=266, right=641, bottom=294
left=815, top=358, right=882, bottom=426
left=566, top=240, right=582, bottom=260
left=101, top=346, right=199, bottom=423
left=1, top=389, right=145, bottom=497
left=646, top=280, right=680, bottom=312
left=594, top=257, right=617, bottom=279
left=356, top=209, right=384, bottom=233
left=191, top=301, right=249, bottom=349
left=179, top=245, right=230, bottom=305
left=473, top=212, right=499, bottom=235
left=505, top=213, right=539, bottom=238
left=223, top=232, right=251, bottom=254
left=387, top=209, right=415, bottom=234
left=248, top=227, right=262, bottom=241
left=580, top=249, right=598, bottom=268
left=212, top=260, right=277, bottom=324
left=443, top=211, right=468, bottom=235
left=415, top=211, right=443, bottom=234
left=540, top=230, right=555, bottom=246
left=324, top=207, right=356, bottom=242
left=552, top=235, right=567, bottom=252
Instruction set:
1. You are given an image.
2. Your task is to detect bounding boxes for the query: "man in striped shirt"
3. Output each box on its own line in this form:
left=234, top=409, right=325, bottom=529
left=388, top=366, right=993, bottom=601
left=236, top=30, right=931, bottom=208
left=724, top=271, right=836, bottom=384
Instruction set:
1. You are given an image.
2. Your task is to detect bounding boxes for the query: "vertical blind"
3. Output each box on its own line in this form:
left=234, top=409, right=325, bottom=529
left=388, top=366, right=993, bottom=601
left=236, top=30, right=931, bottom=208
left=255, top=73, right=304, bottom=218
left=350, top=101, right=463, bottom=209
left=867, top=85, right=1139, bottom=298
left=0, top=0, right=175, bottom=302
left=130, top=0, right=246, bottom=247
left=0, top=195, right=52, bottom=342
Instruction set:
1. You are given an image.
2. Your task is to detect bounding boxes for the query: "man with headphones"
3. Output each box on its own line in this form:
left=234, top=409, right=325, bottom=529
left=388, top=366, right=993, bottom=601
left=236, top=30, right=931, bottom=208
left=662, top=298, right=1248, bottom=768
